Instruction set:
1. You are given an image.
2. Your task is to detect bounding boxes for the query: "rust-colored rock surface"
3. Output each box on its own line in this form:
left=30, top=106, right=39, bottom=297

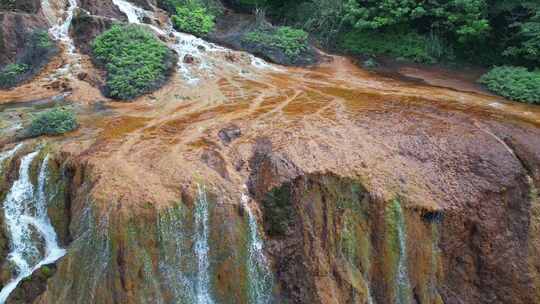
left=0, top=2, right=540, bottom=304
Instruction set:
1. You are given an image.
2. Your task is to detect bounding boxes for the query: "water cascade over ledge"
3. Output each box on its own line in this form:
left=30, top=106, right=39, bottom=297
left=195, top=186, right=214, bottom=304
left=0, top=152, right=66, bottom=303
left=242, top=193, right=274, bottom=304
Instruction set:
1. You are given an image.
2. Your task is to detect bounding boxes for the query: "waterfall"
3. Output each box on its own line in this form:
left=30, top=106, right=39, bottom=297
left=194, top=186, right=214, bottom=304
left=0, top=144, right=23, bottom=165
left=42, top=0, right=81, bottom=76
left=112, top=0, right=148, bottom=24
left=393, top=202, right=412, bottom=304
left=111, top=0, right=276, bottom=84
left=242, top=193, right=274, bottom=304
left=0, top=152, right=66, bottom=303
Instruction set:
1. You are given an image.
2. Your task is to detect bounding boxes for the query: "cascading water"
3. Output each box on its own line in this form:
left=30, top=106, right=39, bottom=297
left=111, top=0, right=276, bottom=84
left=194, top=186, right=214, bottom=304
left=42, top=0, right=81, bottom=76
left=112, top=0, right=148, bottom=24
left=0, top=144, right=23, bottom=165
left=242, top=193, right=274, bottom=304
left=393, top=202, right=412, bottom=304
left=0, top=152, right=66, bottom=303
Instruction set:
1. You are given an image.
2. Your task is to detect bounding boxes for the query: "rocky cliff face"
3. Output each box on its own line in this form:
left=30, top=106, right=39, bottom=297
left=0, top=1, right=540, bottom=304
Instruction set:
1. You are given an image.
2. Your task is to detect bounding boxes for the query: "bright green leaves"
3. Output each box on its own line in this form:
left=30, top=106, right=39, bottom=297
left=91, top=24, right=174, bottom=100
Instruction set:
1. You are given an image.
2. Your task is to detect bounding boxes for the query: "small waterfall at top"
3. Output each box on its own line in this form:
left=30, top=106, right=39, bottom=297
left=111, top=0, right=276, bottom=84
left=0, top=152, right=66, bottom=303
left=112, top=0, right=148, bottom=24
left=42, top=0, right=81, bottom=76
left=195, top=186, right=214, bottom=304
left=394, top=203, right=412, bottom=304
left=0, top=144, right=23, bottom=165
left=242, top=193, right=274, bottom=304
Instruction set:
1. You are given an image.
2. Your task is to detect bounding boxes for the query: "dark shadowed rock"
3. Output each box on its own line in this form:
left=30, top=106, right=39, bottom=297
left=218, top=124, right=241, bottom=144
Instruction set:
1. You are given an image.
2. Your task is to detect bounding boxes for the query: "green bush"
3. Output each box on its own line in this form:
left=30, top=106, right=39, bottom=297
left=30, top=107, right=78, bottom=137
left=92, top=24, right=175, bottom=100
left=0, top=64, right=29, bottom=87
left=479, top=66, right=540, bottom=104
left=159, top=0, right=223, bottom=15
left=171, top=3, right=215, bottom=36
left=244, top=26, right=309, bottom=58
left=340, top=29, right=441, bottom=63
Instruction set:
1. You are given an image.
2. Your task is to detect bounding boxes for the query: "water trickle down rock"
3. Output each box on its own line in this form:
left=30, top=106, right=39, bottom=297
left=0, top=144, right=23, bottom=166
left=195, top=185, right=214, bottom=304
left=0, top=152, right=66, bottom=303
left=111, top=0, right=276, bottom=84
left=157, top=204, right=196, bottom=303
left=385, top=199, right=412, bottom=304
left=242, top=192, right=274, bottom=304
left=42, top=0, right=81, bottom=77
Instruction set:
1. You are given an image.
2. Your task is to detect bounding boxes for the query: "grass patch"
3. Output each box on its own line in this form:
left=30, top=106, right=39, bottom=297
left=479, top=66, right=540, bottom=104
left=91, top=24, right=175, bottom=100
left=340, top=29, right=444, bottom=64
left=0, top=64, right=29, bottom=87
left=171, top=3, right=215, bottom=36
left=243, top=26, right=309, bottom=59
left=0, top=30, right=57, bottom=89
left=30, top=107, right=78, bottom=137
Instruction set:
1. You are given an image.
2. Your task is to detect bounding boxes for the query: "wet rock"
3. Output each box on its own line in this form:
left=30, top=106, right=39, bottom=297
left=218, top=124, right=241, bottom=144
left=0, top=13, right=56, bottom=87
left=71, top=9, right=114, bottom=55
left=76, top=72, right=88, bottom=81
left=207, top=11, right=319, bottom=66
left=0, top=0, right=41, bottom=13
left=183, top=54, right=196, bottom=64
left=201, top=149, right=229, bottom=180
left=6, top=264, right=57, bottom=304
left=78, top=0, right=126, bottom=20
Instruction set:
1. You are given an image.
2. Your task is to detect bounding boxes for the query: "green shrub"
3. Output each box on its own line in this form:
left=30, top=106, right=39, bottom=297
left=30, top=107, right=78, bottom=137
left=479, top=66, right=540, bottom=104
left=340, top=29, right=439, bottom=63
left=92, top=24, right=175, bottom=100
left=159, top=0, right=222, bottom=16
left=171, top=3, right=215, bottom=36
left=244, top=26, right=309, bottom=58
left=0, top=64, right=29, bottom=87
left=262, top=183, right=294, bottom=237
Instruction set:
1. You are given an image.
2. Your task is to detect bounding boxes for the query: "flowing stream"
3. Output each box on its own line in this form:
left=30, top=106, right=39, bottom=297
left=242, top=193, right=274, bottom=304
left=112, top=0, right=275, bottom=84
left=0, top=152, right=66, bottom=303
left=42, top=0, right=81, bottom=77
left=194, top=186, right=214, bottom=304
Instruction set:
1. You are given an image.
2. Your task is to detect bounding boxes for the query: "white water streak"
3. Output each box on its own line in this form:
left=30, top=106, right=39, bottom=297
left=242, top=193, right=274, bottom=304
left=0, top=144, right=23, bottom=165
left=195, top=186, right=214, bottom=304
left=0, top=153, right=66, bottom=303
left=395, top=204, right=411, bottom=304
left=111, top=0, right=276, bottom=84
left=43, top=0, right=81, bottom=76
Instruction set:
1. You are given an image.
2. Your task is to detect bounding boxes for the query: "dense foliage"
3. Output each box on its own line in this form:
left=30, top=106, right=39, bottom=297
left=243, top=26, right=309, bottom=58
left=479, top=66, right=540, bottom=104
left=159, top=0, right=223, bottom=15
left=229, top=0, right=540, bottom=102
left=341, top=30, right=439, bottom=63
left=30, top=108, right=78, bottom=137
left=171, top=3, right=215, bottom=36
left=91, top=25, right=175, bottom=100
